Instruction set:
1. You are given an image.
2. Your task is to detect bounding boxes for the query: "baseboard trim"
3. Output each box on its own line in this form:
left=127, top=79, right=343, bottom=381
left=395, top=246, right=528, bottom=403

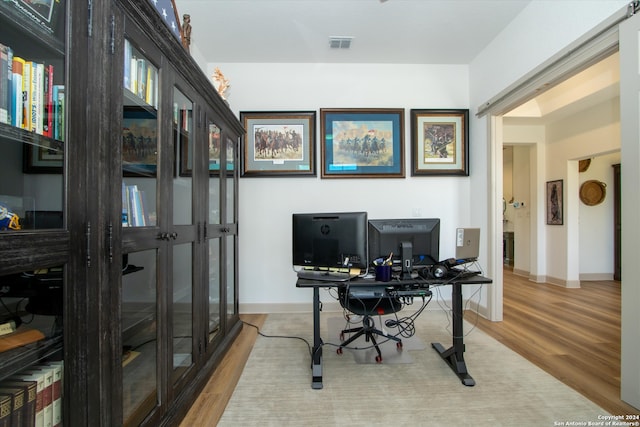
left=546, top=275, right=581, bottom=288
left=579, top=272, right=614, bottom=281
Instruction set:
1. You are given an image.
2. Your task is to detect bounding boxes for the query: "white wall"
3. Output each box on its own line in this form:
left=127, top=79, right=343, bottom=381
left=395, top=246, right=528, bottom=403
left=545, top=98, right=620, bottom=282
left=578, top=151, right=620, bottom=279
left=212, top=63, right=471, bottom=311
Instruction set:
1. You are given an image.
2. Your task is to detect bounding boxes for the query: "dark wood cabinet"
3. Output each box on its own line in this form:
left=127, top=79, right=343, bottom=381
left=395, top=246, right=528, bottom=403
left=0, top=1, right=243, bottom=425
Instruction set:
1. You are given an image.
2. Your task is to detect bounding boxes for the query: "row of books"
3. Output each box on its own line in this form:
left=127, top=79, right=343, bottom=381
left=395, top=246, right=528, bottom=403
left=0, top=360, right=63, bottom=427
left=0, top=42, right=65, bottom=141
left=122, top=183, right=150, bottom=227
left=123, top=40, right=158, bottom=109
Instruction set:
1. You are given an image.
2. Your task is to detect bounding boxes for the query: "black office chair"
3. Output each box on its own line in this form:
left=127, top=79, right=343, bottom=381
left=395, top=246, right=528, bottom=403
left=336, top=287, right=403, bottom=363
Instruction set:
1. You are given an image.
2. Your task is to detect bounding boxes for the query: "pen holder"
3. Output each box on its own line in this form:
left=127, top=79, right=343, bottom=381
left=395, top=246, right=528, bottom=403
left=375, top=265, right=392, bottom=282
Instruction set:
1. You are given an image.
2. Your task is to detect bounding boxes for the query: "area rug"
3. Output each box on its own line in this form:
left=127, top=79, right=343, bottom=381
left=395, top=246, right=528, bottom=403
left=218, top=310, right=610, bottom=426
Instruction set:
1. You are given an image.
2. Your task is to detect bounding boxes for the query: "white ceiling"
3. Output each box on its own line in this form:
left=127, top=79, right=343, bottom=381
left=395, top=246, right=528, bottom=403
left=173, top=0, right=532, bottom=64
left=171, top=0, right=618, bottom=120
left=504, top=52, right=620, bottom=125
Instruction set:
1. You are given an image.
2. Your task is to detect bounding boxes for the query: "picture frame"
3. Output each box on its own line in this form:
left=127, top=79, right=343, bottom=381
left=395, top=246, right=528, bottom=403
left=410, top=109, right=469, bottom=176
left=23, top=138, right=64, bottom=174
left=320, top=108, right=405, bottom=178
left=240, top=111, right=316, bottom=177
left=546, top=179, right=563, bottom=225
left=122, top=106, right=158, bottom=177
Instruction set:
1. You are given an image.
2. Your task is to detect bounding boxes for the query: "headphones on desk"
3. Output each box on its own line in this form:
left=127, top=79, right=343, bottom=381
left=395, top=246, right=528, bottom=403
left=418, top=258, right=457, bottom=279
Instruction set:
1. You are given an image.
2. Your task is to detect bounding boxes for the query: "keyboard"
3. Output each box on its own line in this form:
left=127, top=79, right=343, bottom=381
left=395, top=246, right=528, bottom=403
left=296, top=269, right=357, bottom=282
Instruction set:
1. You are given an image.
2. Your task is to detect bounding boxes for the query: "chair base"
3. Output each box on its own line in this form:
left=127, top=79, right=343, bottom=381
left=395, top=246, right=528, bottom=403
left=337, top=316, right=402, bottom=363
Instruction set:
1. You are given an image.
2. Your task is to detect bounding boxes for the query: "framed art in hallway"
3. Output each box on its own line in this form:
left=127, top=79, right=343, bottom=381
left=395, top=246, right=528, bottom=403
left=240, top=111, right=316, bottom=177
left=410, top=109, right=469, bottom=176
left=546, top=179, right=563, bottom=225
left=320, top=108, right=405, bottom=178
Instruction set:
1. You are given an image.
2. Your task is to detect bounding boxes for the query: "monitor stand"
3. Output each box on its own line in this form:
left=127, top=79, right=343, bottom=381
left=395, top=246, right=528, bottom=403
left=400, top=241, right=413, bottom=280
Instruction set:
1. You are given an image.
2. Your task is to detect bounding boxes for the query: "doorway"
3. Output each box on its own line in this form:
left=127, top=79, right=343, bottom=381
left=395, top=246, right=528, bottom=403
left=499, top=52, right=620, bottom=285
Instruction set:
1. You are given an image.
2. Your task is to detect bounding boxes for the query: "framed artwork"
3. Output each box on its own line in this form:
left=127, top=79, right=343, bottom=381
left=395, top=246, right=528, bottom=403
left=410, top=109, right=469, bottom=176
left=546, top=179, right=563, bottom=225
left=240, top=111, right=316, bottom=177
left=23, top=138, right=64, bottom=174
left=320, top=108, right=405, bottom=178
left=122, top=106, right=158, bottom=177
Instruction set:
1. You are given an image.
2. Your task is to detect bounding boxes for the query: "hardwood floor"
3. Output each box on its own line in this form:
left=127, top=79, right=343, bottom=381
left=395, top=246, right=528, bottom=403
left=469, top=267, right=639, bottom=416
left=179, top=314, right=267, bottom=427
left=181, top=269, right=639, bottom=425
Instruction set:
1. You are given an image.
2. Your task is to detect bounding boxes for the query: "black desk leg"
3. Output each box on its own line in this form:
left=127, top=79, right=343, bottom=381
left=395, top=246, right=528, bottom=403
left=311, top=287, right=323, bottom=389
left=431, top=282, right=476, bottom=386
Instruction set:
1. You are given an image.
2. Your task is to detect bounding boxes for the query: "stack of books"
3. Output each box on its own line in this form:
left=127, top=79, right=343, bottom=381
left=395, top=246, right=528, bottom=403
left=0, top=41, right=65, bottom=141
left=0, top=360, right=64, bottom=427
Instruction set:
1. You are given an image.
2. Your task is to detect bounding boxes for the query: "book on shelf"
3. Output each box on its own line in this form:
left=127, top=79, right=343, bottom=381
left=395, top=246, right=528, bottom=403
left=0, top=393, right=10, bottom=427
left=9, top=372, right=43, bottom=427
left=26, top=368, right=53, bottom=427
left=30, top=62, right=44, bottom=135
left=21, top=60, right=31, bottom=131
left=52, top=85, right=64, bottom=141
left=43, top=64, right=54, bottom=138
left=0, top=386, right=26, bottom=427
left=11, top=56, right=24, bottom=128
left=40, top=363, right=62, bottom=427
left=0, top=380, right=36, bottom=427
left=0, top=43, right=9, bottom=125
left=123, top=184, right=149, bottom=227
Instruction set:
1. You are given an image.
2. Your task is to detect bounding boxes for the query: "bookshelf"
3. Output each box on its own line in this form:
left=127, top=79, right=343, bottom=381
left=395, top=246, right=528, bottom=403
left=0, top=0, right=244, bottom=425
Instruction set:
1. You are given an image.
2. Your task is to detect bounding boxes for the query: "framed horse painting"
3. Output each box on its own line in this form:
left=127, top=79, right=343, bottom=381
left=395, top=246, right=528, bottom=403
left=320, top=108, right=405, bottom=178
left=240, top=111, right=316, bottom=177
left=410, top=109, right=469, bottom=176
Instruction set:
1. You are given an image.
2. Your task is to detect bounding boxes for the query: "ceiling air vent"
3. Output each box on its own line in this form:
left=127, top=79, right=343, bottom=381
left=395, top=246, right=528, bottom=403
left=329, top=37, right=353, bottom=49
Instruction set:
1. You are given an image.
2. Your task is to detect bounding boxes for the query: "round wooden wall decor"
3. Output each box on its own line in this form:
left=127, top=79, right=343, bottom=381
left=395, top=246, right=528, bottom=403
left=579, top=159, right=591, bottom=172
left=579, top=180, right=606, bottom=206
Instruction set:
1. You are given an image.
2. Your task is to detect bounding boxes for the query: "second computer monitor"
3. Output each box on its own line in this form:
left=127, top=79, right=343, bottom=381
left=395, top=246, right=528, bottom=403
left=368, top=218, right=440, bottom=279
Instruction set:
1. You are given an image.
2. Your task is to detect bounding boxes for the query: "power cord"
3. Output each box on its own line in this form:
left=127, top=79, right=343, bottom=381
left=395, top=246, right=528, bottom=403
left=242, top=320, right=313, bottom=358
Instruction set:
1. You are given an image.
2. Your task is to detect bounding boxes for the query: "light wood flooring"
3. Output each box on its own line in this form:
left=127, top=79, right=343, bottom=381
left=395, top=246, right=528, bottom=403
left=180, top=268, right=639, bottom=425
left=470, top=267, right=639, bottom=416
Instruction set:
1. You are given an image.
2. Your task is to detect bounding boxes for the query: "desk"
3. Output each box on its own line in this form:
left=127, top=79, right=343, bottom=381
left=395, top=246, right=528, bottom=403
left=296, top=274, right=492, bottom=389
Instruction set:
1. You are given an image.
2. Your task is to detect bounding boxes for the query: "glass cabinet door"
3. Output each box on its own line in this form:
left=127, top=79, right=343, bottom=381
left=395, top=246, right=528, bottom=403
left=0, top=2, right=67, bottom=424
left=207, top=122, right=221, bottom=349
left=121, top=250, right=158, bottom=426
left=171, top=88, right=194, bottom=384
left=225, top=134, right=239, bottom=321
left=122, top=39, right=158, bottom=228
left=121, top=35, right=160, bottom=426
left=0, top=3, right=66, bottom=233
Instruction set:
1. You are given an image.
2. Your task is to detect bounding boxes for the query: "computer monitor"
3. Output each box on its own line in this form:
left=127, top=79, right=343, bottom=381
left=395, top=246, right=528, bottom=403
left=292, top=212, right=368, bottom=271
left=368, top=218, right=440, bottom=279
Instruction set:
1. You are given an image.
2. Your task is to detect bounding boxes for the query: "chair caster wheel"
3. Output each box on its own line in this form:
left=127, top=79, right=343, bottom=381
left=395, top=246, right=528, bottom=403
left=375, top=355, right=382, bottom=363
left=339, top=333, right=345, bottom=341
left=337, top=347, right=343, bottom=355
left=397, top=342, right=403, bottom=350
